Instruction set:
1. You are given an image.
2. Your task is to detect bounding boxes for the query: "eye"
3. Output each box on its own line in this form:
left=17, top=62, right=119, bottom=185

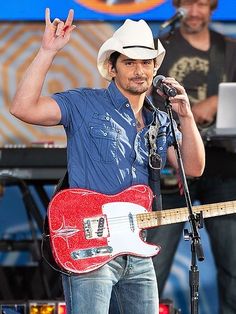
left=142, top=60, right=153, bottom=68
left=143, top=60, right=152, bottom=65
left=125, top=61, right=134, bottom=66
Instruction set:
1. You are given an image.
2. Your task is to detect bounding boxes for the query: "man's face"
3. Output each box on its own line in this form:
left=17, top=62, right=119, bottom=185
left=180, top=0, right=212, bottom=34
left=108, top=54, right=155, bottom=96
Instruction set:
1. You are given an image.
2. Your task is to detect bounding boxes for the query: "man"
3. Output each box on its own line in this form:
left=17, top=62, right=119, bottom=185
left=10, top=8, right=205, bottom=314
left=148, top=0, right=236, bottom=313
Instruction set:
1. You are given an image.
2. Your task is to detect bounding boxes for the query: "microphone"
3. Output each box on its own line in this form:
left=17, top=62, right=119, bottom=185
left=153, top=75, right=177, bottom=97
left=160, top=7, right=187, bottom=30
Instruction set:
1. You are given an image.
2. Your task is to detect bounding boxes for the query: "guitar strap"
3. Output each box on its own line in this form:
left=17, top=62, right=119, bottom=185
left=207, top=31, right=226, bottom=97
left=148, top=111, right=162, bottom=211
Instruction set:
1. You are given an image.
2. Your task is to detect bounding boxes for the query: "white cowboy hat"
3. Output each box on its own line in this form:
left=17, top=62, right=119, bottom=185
left=97, top=19, right=166, bottom=81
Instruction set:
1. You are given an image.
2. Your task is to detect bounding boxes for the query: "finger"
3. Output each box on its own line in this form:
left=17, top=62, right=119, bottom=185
left=163, top=77, right=177, bottom=84
left=52, top=18, right=61, bottom=26
left=55, top=21, right=65, bottom=36
left=65, top=9, right=74, bottom=27
left=45, top=8, right=51, bottom=26
left=168, top=82, right=185, bottom=95
left=62, top=23, right=77, bottom=37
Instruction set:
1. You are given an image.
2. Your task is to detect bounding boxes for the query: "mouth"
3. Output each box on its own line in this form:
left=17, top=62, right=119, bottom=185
left=131, top=78, right=146, bottom=84
left=185, top=17, right=202, bottom=25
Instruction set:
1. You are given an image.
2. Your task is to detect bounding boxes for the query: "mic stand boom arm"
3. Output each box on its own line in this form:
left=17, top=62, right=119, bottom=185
left=164, top=97, right=205, bottom=314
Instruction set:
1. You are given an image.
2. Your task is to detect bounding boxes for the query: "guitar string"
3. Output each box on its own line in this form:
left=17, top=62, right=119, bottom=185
left=100, top=202, right=235, bottom=225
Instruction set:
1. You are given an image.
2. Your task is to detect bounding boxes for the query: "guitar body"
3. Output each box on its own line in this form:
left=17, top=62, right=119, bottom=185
left=48, top=184, right=160, bottom=274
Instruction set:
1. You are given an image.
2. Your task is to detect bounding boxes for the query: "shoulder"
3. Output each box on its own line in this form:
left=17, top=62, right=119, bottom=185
left=209, top=29, right=236, bottom=48
left=80, top=87, right=106, bottom=94
left=225, top=36, right=236, bottom=49
left=210, top=28, right=236, bottom=44
left=68, top=87, right=106, bottom=96
left=53, top=87, right=106, bottom=101
left=210, top=29, right=225, bottom=40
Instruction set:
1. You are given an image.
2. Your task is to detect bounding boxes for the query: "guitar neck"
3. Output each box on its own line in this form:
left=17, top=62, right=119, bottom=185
left=137, top=200, right=236, bottom=229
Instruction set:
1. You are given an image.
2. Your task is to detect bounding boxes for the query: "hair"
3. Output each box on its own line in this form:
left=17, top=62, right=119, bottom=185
left=109, top=51, right=121, bottom=70
left=172, top=0, right=218, bottom=11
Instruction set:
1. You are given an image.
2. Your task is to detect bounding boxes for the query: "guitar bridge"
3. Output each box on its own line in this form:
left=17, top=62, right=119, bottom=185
left=83, top=215, right=109, bottom=239
left=71, top=246, right=113, bottom=259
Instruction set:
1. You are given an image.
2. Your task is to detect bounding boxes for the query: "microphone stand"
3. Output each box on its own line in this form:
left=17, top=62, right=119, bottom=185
left=158, top=22, right=178, bottom=45
left=164, top=97, right=205, bottom=314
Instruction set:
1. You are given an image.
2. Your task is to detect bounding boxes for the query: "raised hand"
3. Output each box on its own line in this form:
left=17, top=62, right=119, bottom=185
left=42, top=8, right=76, bottom=52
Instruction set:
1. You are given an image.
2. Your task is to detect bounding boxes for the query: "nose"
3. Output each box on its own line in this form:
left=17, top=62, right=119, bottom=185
left=187, top=3, right=199, bottom=16
left=134, top=62, right=144, bottom=75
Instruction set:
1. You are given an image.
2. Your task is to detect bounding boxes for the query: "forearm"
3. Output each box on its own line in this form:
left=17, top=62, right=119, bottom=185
left=179, top=114, right=205, bottom=177
left=10, top=48, right=56, bottom=119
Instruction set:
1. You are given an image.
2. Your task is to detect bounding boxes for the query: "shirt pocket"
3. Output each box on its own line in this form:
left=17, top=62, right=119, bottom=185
left=89, top=124, right=119, bottom=163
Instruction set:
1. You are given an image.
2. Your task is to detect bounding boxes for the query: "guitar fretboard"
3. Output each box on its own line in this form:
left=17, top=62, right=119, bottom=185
left=137, top=200, right=236, bottom=229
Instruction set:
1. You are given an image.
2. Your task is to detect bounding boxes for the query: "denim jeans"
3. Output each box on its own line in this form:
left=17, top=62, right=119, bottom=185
left=62, top=255, right=158, bottom=314
left=147, top=176, right=236, bottom=314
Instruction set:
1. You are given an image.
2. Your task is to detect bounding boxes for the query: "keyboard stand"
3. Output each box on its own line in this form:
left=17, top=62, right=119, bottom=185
left=0, top=175, right=55, bottom=299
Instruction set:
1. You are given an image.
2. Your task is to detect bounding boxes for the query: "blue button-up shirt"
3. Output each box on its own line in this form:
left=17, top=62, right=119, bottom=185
left=52, top=81, right=181, bottom=194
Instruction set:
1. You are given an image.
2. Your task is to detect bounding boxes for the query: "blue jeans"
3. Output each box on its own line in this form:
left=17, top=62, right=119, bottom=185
left=147, top=176, right=236, bottom=314
left=62, top=255, right=158, bottom=314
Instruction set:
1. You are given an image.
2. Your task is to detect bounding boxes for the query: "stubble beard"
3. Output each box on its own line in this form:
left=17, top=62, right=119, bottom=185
left=127, top=79, right=149, bottom=95
left=182, top=19, right=209, bottom=34
left=128, top=86, right=148, bottom=95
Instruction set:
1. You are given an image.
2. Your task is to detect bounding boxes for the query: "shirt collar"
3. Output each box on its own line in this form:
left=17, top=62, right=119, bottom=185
left=107, top=81, right=128, bottom=110
left=143, top=96, right=159, bottom=127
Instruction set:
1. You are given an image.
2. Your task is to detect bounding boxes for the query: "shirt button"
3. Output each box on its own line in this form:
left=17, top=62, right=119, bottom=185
left=133, top=122, right=136, bottom=127
left=132, top=167, right=136, bottom=172
left=126, top=103, right=130, bottom=107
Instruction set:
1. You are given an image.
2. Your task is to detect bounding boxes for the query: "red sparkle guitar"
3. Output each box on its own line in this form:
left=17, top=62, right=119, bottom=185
left=47, top=184, right=236, bottom=274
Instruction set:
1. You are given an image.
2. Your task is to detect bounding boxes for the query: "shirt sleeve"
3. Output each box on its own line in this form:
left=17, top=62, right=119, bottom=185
left=167, top=118, right=182, bottom=147
left=52, top=89, right=87, bottom=131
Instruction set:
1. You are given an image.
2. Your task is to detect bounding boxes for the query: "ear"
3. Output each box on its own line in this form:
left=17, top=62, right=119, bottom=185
left=108, top=62, right=116, bottom=79
left=153, top=67, right=157, bottom=76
